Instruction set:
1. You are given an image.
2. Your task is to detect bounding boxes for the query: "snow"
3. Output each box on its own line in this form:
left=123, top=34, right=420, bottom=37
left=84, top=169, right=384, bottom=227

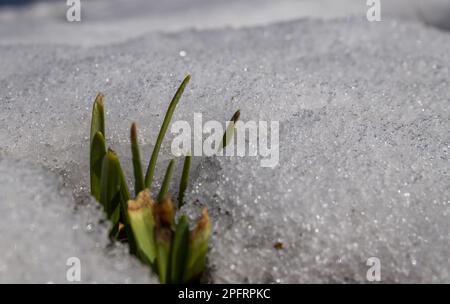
left=0, top=0, right=449, bottom=283
left=0, top=158, right=156, bottom=283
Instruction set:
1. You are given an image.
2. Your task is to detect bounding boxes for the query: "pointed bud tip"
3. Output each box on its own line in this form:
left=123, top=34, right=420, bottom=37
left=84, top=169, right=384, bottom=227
left=94, top=93, right=104, bottom=106
left=130, top=122, right=138, bottom=141
left=232, top=110, right=240, bottom=123
left=106, top=148, right=119, bottom=160
left=199, top=208, right=210, bottom=227
left=179, top=214, right=189, bottom=224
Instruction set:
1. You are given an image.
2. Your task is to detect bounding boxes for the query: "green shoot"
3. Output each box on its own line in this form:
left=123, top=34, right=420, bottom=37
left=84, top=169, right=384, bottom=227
left=158, top=159, right=175, bottom=202
left=88, top=76, right=238, bottom=283
left=219, top=109, right=240, bottom=150
left=90, top=131, right=106, bottom=201
left=183, top=208, right=212, bottom=283
left=131, top=123, right=145, bottom=196
left=145, top=75, right=191, bottom=188
left=90, top=93, right=105, bottom=144
left=178, top=155, right=191, bottom=208
left=127, top=190, right=157, bottom=265
left=170, top=215, right=190, bottom=283
left=89, top=93, right=106, bottom=200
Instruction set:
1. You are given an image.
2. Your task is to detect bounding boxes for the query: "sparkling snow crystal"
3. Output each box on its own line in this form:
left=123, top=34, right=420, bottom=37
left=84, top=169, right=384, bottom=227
left=0, top=0, right=449, bottom=283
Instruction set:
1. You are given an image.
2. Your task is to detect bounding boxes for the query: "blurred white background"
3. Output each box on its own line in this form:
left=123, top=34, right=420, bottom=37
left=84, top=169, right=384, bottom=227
left=0, top=0, right=449, bottom=45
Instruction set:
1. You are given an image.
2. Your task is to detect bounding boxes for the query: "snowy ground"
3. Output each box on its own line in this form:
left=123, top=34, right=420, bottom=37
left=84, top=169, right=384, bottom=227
left=0, top=158, right=156, bottom=283
left=0, top=0, right=449, bottom=283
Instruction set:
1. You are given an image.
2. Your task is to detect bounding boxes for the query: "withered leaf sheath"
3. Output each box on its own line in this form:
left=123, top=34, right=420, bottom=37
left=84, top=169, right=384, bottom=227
left=127, top=189, right=157, bottom=265
left=183, top=208, right=212, bottom=283
left=153, top=196, right=175, bottom=283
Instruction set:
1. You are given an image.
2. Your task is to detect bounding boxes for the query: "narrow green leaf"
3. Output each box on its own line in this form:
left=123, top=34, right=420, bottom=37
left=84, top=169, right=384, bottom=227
left=183, top=208, right=211, bottom=283
left=131, top=123, right=145, bottom=196
left=100, top=150, right=136, bottom=251
left=100, top=150, right=130, bottom=228
left=127, top=190, right=157, bottom=265
left=219, top=110, right=240, bottom=151
left=157, top=159, right=175, bottom=202
left=109, top=153, right=138, bottom=253
left=145, top=75, right=191, bottom=188
left=100, top=150, right=121, bottom=217
left=90, top=131, right=106, bottom=202
left=156, top=237, right=171, bottom=283
left=90, top=93, right=105, bottom=144
left=178, top=155, right=191, bottom=208
left=170, top=215, right=190, bottom=283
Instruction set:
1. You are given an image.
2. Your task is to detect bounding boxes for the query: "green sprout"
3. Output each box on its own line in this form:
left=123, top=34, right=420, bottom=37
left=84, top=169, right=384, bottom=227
left=89, top=75, right=239, bottom=283
left=220, top=109, right=240, bottom=151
